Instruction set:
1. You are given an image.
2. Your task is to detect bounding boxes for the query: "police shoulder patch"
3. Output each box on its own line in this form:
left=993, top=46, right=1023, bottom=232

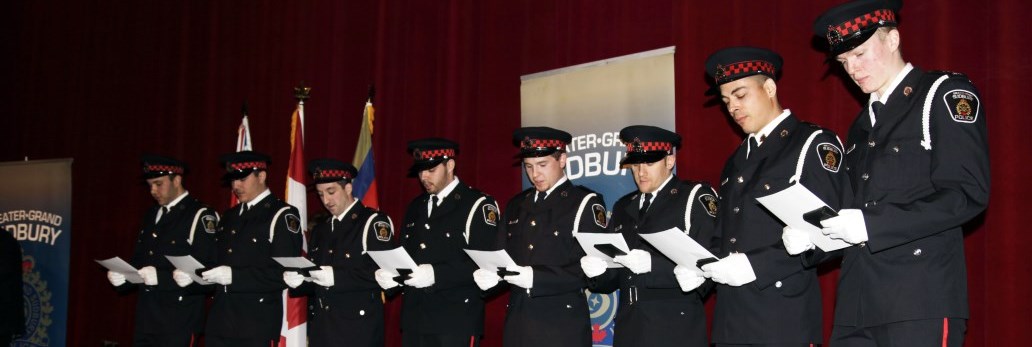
left=943, top=89, right=979, bottom=123
left=591, top=203, right=607, bottom=228
left=373, top=221, right=393, bottom=242
left=284, top=213, right=301, bottom=234
left=697, top=194, right=718, bottom=217
left=482, top=203, right=499, bottom=226
left=815, top=142, right=842, bottom=172
left=201, top=214, right=218, bottom=234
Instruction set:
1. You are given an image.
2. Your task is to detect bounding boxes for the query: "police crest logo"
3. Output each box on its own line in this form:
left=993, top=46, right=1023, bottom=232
left=374, top=221, right=392, bottom=241
left=698, top=194, right=718, bottom=217
left=816, top=142, right=843, bottom=172
left=944, top=89, right=979, bottom=123
left=592, top=204, right=607, bottom=228
left=285, top=214, right=301, bottom=233
left=482, top=204, right=498, bottom=226
left=202, top=214, right=217, bottom=234
left=20, top=255, right=54, bottom=346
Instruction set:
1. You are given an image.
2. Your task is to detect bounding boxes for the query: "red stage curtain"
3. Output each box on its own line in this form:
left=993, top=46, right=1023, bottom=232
left=2, top=1, right=1027, bottom=346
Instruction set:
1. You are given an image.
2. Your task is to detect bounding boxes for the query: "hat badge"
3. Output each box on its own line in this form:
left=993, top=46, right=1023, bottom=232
left=714, top=64, right=727, bottom=80
left=522, top=137, right=535, bottom=148
left=313, top=166, right=323, bottom=179
left=632, top=138, right=644, bottom=152
left=826, top=25, right=843, bottom=45
left=411, top=148, right=422, bottom=160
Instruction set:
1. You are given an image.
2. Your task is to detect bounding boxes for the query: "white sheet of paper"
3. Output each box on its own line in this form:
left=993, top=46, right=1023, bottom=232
left=638, top=227, right=718, bottom=275
left=272, top=257, right=318, bottom=269
left=95, top=257, right=144, bottom=284
left=463, top=249, right=520, bottom=272
left=367, top=247, right=419, bottom=276
left=573, top=232, right=630, bottom=268
left=755, top=183, right=850, bottom=252
left=164, top=255, right=212, bottom=285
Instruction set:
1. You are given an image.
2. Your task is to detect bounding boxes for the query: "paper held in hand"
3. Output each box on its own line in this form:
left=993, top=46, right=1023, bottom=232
left=755, top=183, right=850, bottom=251
left=463, top=249, right=521, bottom=276
left=573, top=232, right=630, bottom=268
left=95, top=257, right=144, bottom=284
left=637, top=227, right=718, bottom=275
left=367, top=246, right=419, bottom=276
left=165, top=255, right=213, bottom=285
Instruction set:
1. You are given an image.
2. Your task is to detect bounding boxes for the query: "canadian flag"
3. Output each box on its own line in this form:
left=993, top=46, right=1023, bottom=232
left=279, top=97, right=308, bottom=346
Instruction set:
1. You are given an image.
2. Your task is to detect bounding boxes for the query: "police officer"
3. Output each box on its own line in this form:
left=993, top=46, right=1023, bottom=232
left=813, top=1, right=990, bottom=345
left=579, top=125, right=718, bottom=347
left=178, top=151, right=303, bottom=347
left=374, top=138, right=498, bottom=347
left=105, top=155, right=218, bottom=347
left=282, top=159, right=393, bottom=346
left=473, top=127, right=607, bottom=347
left=703, top=47, right=851, bottom=346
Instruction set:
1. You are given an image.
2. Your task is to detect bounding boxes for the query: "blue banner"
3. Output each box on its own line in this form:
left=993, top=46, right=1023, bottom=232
left=0, top=159, right=72, bottom=347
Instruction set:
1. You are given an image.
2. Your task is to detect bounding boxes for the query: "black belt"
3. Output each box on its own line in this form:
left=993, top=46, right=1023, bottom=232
left=622, top=286, right=689, bottom=305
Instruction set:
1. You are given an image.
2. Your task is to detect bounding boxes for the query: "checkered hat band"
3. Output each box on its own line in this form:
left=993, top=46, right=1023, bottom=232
left=419, top=149, right=455, bottom=160
left=145, top=165, right=183, bottom=174
left=521, top=139, right=566, bottom=149
left=717, top=60, right=776, bottom=83
left=832, top=9, right=896, bottom=38
left=626, top=142, right=673, bottom=153
left=229, top=161, right=267, bottom=171
left=315, top=169, right=352, bottom=180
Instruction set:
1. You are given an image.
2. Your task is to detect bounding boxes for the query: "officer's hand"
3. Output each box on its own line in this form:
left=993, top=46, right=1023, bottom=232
left=310, top=266, right=335, bottom=287
left=473, top=269, right=500, bottom=291
left=613, top=249, right=652, bottom=274
left=172, top=269, right=194, bottom=287
left=580, top=256, right=608, bottom=278
left=374, top=269, right=400, bottom=290
left=404, top=264, right=435, bottom=288
left=283, top=271, right=305, bottom=289
left=107, top=271, right=127, bottom=287
left=821, top=209, right=868, bottom=244
left=673, top=265, right=705, bottom=292
left=503, top=265, right=534, bottom=289
left=782, top=226, right=815, bottom=255
left=201, top=266, right=233, bottom=285
left=701, top=253, right=756, bottom=287
left=138, top=266, right=158, bottom=286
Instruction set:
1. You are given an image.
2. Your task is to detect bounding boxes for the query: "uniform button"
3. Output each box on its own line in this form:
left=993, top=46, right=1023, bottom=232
left=531, top=220, right=536, bottom=226
left=464, top=298, right=469, bottom=303
left=733, top=207, right=740, bottom=214
left=259, top=298, right=264, bottom=303
left=328, top=249, right=334, bottom=254
left=405, top=234, right=410, bottom=239
left=566, top=304, right=572, bottom=308
left=528, top=244, right=534, bottom=250
left=445, top=233, right=450, bottom=238
left=345, top=253, right=350, bottom=258
left=729, top=238, right=737, bottom=244
left=231, top=229, right=236, bottom=235
left=764, top=183, right=771, bottom=190
left=775, top=281, right=783, bottom=288
left=419, top=243, right=426, bottom=249
left=892, top=146, right=900, bottom=153
left=737, top=176, right=744, bottom=183
left=424, top=224, right=430, bottom=229
left=507, top=233, right=512, bottom=238
left=359, top=309, right=365, bottom=316
left=864, top=202, right=869, bottom=207
left=868, top=140, right=876, bottom=147
left=553, top=231, right=559, bottom=236
left=252, top=238, right=257, bottom=243
left=228, top=248, right=233, bottom=254
left=170, top=240, right=176, bottom=245
left=178, top=296, right=183, bottom=301
left=913, top=248, right=922, bottom=256
left=862, top=173, right=870, bottom=180
left=148, top=250, right=154, bottom=255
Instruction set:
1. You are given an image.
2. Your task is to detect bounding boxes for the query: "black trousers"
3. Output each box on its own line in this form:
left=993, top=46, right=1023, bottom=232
left=132, top=331, right=197, bottom=347
left=402, top=331, right=481, bottom=347
left=716, top=344, right=820, bottom=347
left=831, top=318, right=966, bottom=347
left=206, top=336, right=279, bottom=347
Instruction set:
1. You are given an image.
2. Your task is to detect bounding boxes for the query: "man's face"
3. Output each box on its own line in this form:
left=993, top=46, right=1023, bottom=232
left=316, top=182, right=351, bottom=216
left=231, top=171, right=267, bottom=203
left=523, top=153, right=566, bottom=192
left=835, top=29, right=899, bottom=95
left=719, top=75, right=778, bottom=134
left=146, top=175, right=181, bottom=206
left=418, top=160, right=454, bottom=195
left=629, top=155, right=675, bottom=194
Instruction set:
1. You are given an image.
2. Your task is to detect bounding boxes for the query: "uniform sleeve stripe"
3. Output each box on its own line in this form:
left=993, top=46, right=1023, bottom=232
left=187, top=208, right=207, bottom=245
left=684, top=184, right=702, bottom=234
left=921, top=75, right=951, bottom=150
left=571, top=193, right=597, bottom=236
left=464, top=197, right=488, bottom=244
left=362, top=213, right=379, bottom=253
left=269, top=206, right=291, bottom=242
left=790, top=130, right=824, bottom=184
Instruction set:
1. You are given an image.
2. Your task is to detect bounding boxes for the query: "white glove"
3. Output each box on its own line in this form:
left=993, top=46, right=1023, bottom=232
left=138, top=266, right=158, bottom=286
left=374, top=269, right=400, bottom=290
left=673, top=265, right=705, bottom=292
left=201, top=266, right=233, bottom=285
left=613, top=249, right=652, bottom=274
left=473, top=268, right=501, bottom=291
left=283, top=271, right=305, bottom=289
left=172, top=269, right=194, bottom=287
left=701, top=253, right=756, bottom=287
left=310, top=266, right=335, bottom=287
left=782, top=226, right=815, bottom=255
left=107, top=271, right=126, bottom=287
left=503, top=265, right=534, bottom=289
left=404, top=264, right=435, bottom=288
left=580, top=256, right=608, bottom=278
left=821, top=209, right=869, bottom=244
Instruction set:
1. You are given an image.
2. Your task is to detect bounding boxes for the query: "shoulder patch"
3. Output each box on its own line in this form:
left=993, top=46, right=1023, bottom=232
left=201, top=214, right=217, bottom=234
left=815, top=142, right=842, bottom=172
left=943, top=89, right=979, bottom=123
left=284, top=213, right=301, bottom=234
left=482, top=204, right=498, bottom=226
left=373, top=221, right=393, bottom=242
left=698, top=194, right=718, bottom=217
left=591, top=203, right=607, bottom=228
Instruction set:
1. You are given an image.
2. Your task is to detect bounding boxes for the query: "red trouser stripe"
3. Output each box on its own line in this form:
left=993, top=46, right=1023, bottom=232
left=469, top=336, right=475, bottom=347
left=942, top=317, right=949, bottom=347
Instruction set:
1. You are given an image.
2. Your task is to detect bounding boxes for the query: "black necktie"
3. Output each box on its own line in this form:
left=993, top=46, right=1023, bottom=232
left=429, top=195, right=438, bottom=216
left=639, top=193, right=653, bottom=218
left=157, top=206, right=169, bottom=222
left=536, top=191, right=546, bottom=205
left=242, top=203, right=249, bottom=213
left=747, top=137, right=760, bottom=159
left=871, top=101, right=885, bottom=125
